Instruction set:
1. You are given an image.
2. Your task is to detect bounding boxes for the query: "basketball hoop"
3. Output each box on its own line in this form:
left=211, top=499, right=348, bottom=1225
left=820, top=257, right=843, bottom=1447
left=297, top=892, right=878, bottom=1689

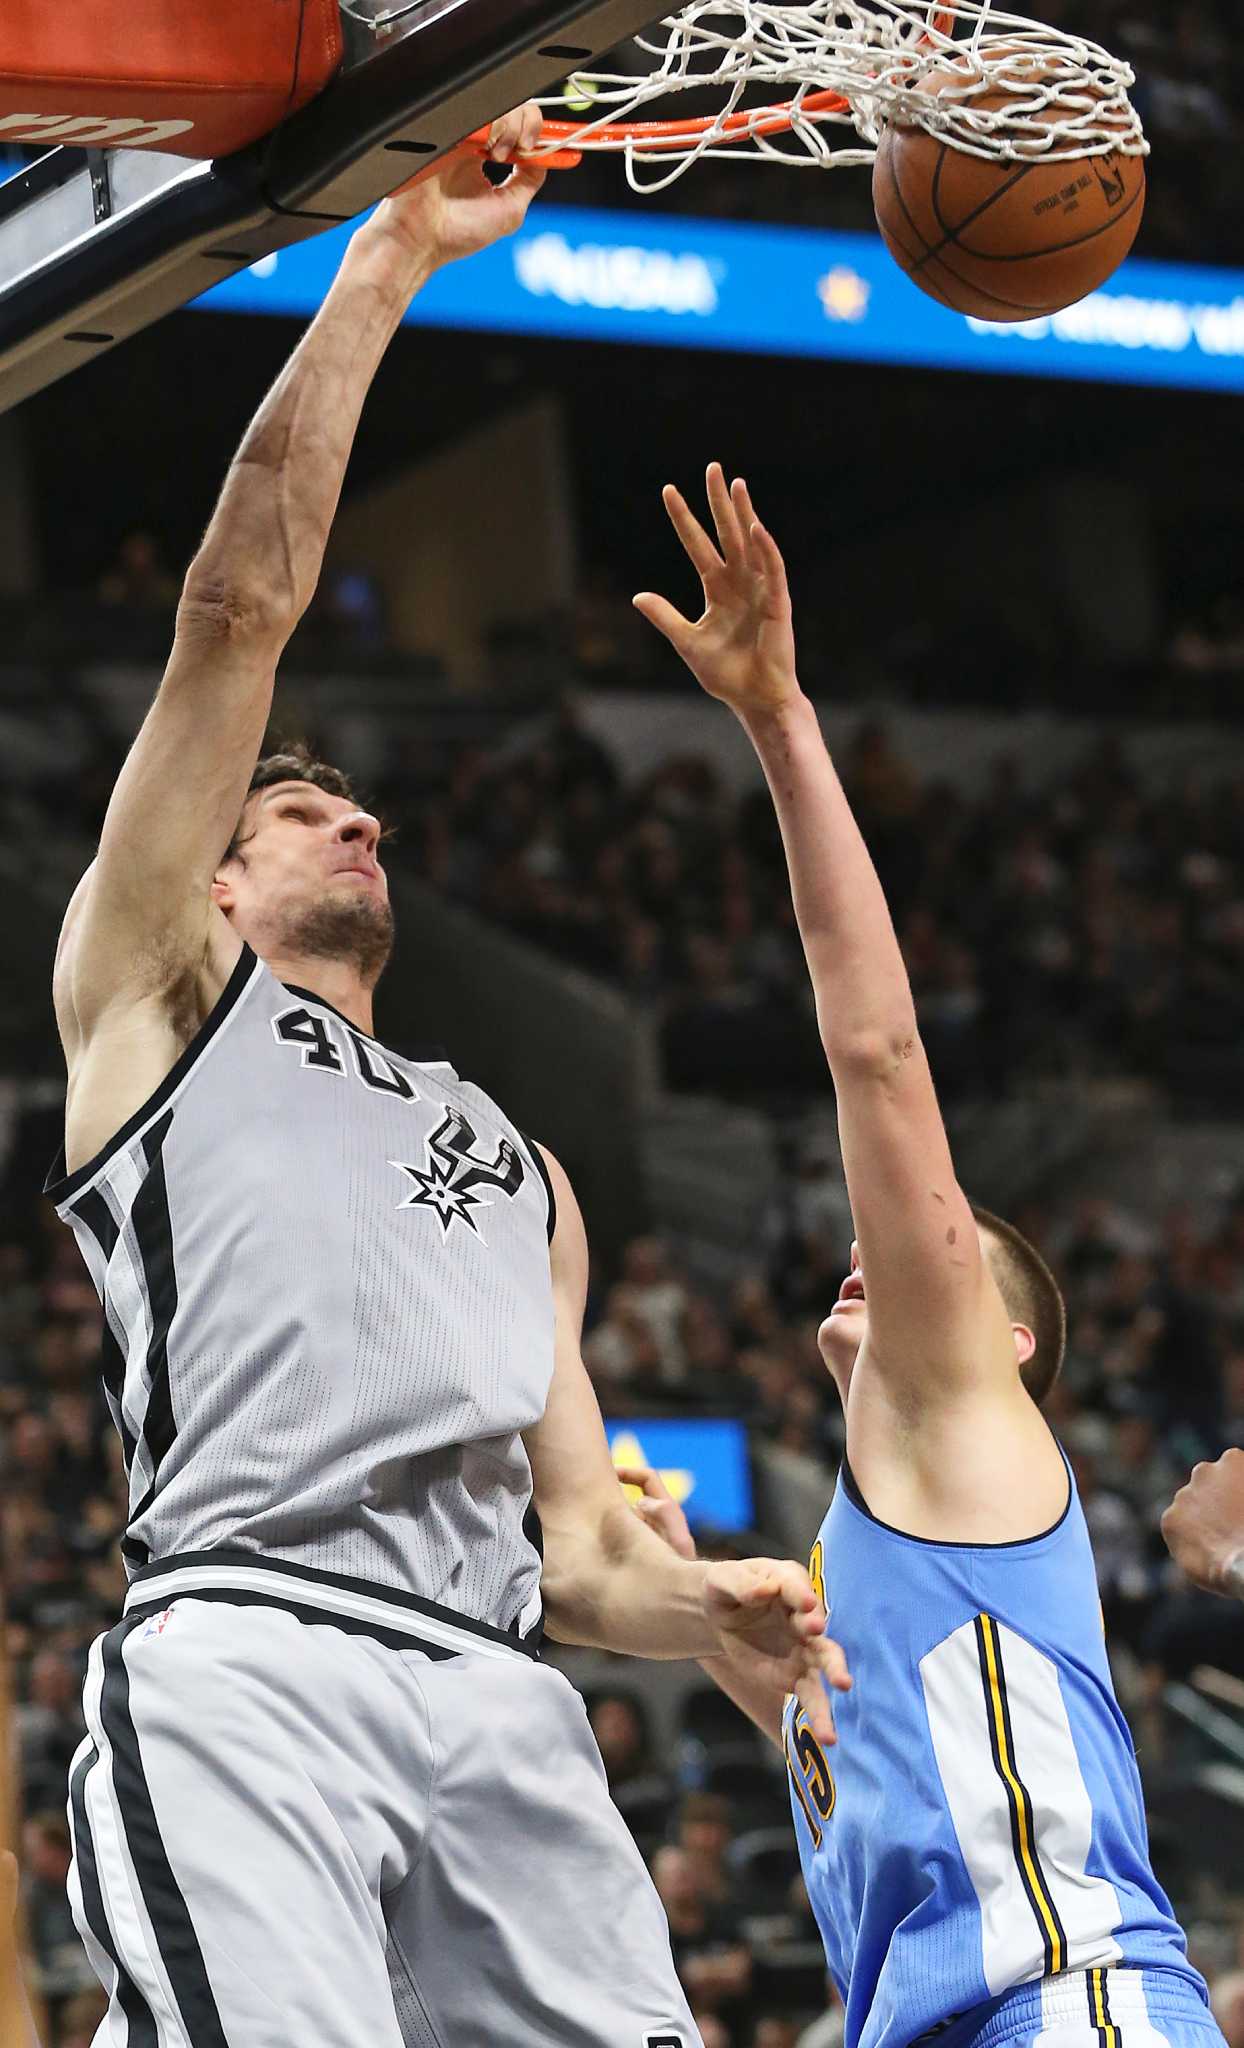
left=473, top=1, right=1148, bottom=192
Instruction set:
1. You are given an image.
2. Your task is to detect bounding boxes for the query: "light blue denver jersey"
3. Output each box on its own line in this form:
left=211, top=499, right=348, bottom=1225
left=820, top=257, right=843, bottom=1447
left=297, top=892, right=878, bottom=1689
left=784, top=1459, right=1209, bottom=2048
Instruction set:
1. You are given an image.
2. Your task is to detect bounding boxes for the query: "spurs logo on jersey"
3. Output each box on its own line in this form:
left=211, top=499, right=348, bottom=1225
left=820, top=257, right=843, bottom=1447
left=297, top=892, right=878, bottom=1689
left=392, top=1107, right=525, bottom=1242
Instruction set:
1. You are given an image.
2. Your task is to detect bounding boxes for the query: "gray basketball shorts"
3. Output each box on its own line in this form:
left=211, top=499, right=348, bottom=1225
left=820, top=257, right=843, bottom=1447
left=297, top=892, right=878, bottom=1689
left=65, top=1555, right=701, bottom=2047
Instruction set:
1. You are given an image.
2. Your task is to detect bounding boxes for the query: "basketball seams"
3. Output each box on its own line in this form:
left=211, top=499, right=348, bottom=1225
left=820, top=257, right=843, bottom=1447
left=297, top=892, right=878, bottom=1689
left=883, top=139, right=1049, bottom=316
left=929, top=176, right=1145, bottom=265
left=875, top=122, right=1145, bottom=318
left=879, top=139, right=1062, bottom=318
left=926, top=146, right=1037, bottom=266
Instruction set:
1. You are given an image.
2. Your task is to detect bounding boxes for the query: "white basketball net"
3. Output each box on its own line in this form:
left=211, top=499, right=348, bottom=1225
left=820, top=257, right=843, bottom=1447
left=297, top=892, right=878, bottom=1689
left=534, top=0, right=1147, bottom=191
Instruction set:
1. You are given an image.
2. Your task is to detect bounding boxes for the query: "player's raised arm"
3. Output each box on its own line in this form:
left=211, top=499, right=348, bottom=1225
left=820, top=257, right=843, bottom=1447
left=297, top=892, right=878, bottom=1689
left=524, top=1149, right=849, bottom=1743
left=634, top=467, right=1035, bottom=1424
left=57, top=110, right=546, bottom=1058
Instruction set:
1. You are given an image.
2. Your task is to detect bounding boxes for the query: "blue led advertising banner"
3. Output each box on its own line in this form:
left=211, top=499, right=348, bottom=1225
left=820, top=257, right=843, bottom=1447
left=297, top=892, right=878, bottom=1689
left=200, top=201, right=1244, bottom=394
left=604, top=1418, right=755, bottom=1535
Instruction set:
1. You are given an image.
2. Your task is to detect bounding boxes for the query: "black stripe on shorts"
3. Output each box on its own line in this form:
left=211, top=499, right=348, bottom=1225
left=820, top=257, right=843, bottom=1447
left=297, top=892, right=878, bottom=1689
left=69, top=1741, right=159, bottom=2048
left=125, top=1583, right=458, bottom=1660
left=100, top=1619, right=230, bottom=2047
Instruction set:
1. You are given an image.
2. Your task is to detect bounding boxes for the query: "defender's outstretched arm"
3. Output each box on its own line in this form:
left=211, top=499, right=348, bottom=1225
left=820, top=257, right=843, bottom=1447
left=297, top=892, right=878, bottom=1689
left=635, top=466, right=1019, bottom=1409
left=58, top=112, right=547, bottom=1048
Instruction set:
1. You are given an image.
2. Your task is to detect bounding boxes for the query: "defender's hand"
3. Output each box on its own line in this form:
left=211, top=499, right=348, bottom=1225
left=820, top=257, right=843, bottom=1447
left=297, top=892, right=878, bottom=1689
left=370, top=103, right=546, bottom=272
left=634, top=463, right=801, bottom=719
left=1161, top=1449, right=1244, bottom=1598
left=705, top=1557, right=850, bottom=1745
left=617, top=1463, right=697, bottom=1561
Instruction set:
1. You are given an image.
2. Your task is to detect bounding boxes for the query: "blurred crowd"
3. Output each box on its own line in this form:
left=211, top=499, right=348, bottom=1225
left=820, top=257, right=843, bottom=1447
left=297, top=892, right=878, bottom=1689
left=412, top=704, right=1244, bottom=1112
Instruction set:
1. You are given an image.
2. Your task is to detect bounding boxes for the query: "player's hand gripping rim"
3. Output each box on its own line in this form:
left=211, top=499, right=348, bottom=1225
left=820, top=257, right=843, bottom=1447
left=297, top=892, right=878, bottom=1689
left=374, top=103, right=548, bottom=270
left=706, top=1557, right=851, bottom=1747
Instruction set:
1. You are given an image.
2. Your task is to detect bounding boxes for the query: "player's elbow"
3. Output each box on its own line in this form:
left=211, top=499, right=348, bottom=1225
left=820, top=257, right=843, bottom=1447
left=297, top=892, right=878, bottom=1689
left=538, top=1565, right=599, bottom=1648
left=177, top=559, right=298, bottom=651
left=821, top=1022, right=922, bottom=1083
left=537, top=1495, right=631, bottom=1646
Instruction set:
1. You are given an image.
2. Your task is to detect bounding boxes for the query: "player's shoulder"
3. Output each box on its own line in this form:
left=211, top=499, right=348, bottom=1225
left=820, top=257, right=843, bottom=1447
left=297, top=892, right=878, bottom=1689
left=840, top=1395, right=1072, bottom=1549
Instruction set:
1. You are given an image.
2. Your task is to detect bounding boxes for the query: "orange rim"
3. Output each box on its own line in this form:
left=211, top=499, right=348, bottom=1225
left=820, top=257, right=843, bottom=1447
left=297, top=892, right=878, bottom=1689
left=464, top=86, right=852, bottom=167
left=537, top=84, right=852, bottom=150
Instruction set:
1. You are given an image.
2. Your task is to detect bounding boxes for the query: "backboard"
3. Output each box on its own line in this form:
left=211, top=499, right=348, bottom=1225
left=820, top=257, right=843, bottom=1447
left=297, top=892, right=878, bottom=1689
left=0, top=0, right=666, bottom=415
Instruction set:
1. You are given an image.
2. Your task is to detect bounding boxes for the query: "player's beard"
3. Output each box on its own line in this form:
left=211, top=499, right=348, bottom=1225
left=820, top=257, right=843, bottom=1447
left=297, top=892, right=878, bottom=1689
left=284, top=891, right=394, bottom=984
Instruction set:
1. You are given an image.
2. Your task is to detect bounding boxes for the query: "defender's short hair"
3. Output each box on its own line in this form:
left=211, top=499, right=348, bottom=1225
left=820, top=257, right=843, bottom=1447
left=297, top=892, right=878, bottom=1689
left=971, top=1203, right=1066, bottom=1406
left=223, top=742, right=360, bottom=863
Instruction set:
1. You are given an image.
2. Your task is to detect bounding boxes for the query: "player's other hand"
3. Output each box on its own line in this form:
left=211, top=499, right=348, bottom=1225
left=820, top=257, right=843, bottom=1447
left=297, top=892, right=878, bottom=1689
left=705, top=1557, right=851, bottom=1746
left=1161, top=1449, right=1244, bottom=1597
left=634, top=464, right=801, bottom=720
left=371, top=103, right=546, bottom=271
left=617, top=1463, right=698, bottom=1561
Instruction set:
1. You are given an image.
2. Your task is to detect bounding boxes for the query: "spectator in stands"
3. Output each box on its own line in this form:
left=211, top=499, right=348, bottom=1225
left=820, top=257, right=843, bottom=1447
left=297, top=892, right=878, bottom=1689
left=796, top=1983, right=846, bottom=2048
left=13, top=1650, right=84, bottom=1812
left=20, top=1813, right=95, bottom=2008
left=95, top=529, right=177, bottom=615
left=675, top=1792, right=738, bottom=1909
left=586, top=1690, right=674, bottom=1844
left=1211, top=1972, right=1244, bottom=2048
left=752, top=2022, right=801, bottom=2048
left=612, top=1237, right=692, bottom=1390
left=651, top=1843, right=753, bottom=2027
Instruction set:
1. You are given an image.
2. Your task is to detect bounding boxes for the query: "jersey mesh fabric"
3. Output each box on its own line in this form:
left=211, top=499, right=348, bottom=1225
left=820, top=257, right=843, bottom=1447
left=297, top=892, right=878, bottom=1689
left=48, top=946, right=555, bottom=1633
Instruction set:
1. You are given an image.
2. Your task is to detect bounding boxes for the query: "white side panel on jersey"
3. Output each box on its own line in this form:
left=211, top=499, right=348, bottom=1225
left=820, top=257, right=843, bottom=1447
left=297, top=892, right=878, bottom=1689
left=67, top=1190, right=128, bottom=1444
left=920, top=1617, right=1122, bottom=1996
left=106, top=1147, right=159, bottom=1499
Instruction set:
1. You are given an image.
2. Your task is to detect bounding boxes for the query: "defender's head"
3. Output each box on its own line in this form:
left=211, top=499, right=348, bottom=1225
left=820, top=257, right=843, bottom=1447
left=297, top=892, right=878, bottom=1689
left=817, top=1204, right=1066, bottom=1407
left=212, top=745, right=393, bottom=985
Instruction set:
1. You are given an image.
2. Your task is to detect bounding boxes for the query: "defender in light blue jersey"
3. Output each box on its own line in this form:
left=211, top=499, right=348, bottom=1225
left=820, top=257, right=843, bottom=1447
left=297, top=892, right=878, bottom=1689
left=637, top=466, right=1224, bottom=2048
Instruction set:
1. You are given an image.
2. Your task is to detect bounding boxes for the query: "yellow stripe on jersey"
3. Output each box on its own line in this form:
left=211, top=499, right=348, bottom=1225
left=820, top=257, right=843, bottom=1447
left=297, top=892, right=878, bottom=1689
left=1090, top=1965, right=1120, bottom=2048
left=978, top=1614, right=1066, bottom=1974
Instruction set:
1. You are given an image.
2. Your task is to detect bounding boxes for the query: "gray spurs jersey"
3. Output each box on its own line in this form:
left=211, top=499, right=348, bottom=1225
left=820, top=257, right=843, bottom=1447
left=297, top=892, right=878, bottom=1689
left=47, top=945, right=557, bottom=1639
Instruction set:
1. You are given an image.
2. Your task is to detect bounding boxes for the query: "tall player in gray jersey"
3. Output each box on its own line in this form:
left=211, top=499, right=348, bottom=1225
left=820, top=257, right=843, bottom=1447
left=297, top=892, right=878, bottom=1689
left=46, top=112, right=848, bottom=2048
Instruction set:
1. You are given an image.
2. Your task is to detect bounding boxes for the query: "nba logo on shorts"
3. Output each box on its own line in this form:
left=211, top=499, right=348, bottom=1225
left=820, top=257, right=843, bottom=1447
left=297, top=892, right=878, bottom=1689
left=140, top=1607, right=175, bottom=1640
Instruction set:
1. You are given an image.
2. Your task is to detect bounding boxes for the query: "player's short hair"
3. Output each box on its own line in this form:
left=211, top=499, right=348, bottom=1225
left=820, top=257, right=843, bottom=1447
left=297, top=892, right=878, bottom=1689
left=971, top=1204, right=1066, bottom=1406
left=223, top=741, right=361, bottom=863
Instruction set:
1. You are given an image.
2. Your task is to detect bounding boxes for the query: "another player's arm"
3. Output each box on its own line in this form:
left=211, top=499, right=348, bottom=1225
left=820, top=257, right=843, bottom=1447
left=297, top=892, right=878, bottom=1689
left=524, top=1149, right=848, bottom=1743
left=1162, top=1450, right=1244, bottom=1599
left=57, top=112, right=547, bottom=1048
left=617, top=1465, right=785, bottom=1750
left=635, top=468, right=1020, bottom=1410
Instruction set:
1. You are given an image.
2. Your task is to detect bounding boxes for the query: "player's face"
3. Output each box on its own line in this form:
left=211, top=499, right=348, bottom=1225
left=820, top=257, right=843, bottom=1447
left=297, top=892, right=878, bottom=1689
left=213, top=780, right=393, bottom=980
left=817, top=1224, right=1016, bottom=1396
left=817, top=1239, right=868, bottom=1389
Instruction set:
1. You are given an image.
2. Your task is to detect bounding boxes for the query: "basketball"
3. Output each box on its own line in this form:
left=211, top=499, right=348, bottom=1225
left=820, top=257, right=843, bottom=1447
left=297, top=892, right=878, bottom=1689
left=872, top=77, right=1146, bottom=321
